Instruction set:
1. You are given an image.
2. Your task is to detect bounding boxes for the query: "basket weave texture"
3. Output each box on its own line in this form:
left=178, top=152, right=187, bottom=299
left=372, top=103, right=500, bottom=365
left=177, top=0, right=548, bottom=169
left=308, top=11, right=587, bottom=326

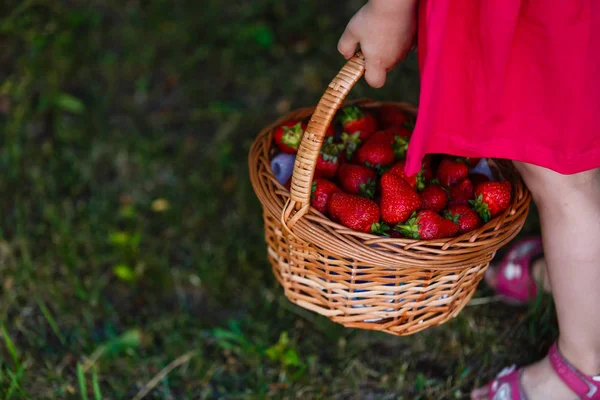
left=249, top=52, right=532, bottom=336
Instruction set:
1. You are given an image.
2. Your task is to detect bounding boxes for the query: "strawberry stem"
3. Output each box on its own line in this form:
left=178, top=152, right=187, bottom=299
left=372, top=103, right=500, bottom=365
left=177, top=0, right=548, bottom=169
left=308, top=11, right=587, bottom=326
left=469, top=194, right=491, bottom=222
left=393, top=136, right=409, bottom=159
left=393, top=212, right=421, bottom=239
left=341, top=132, right=361, bottom=160
left=339, top=106, right=364, bottom=125
left=444, top=211, right=459, bottom=223
left=281, top=122, right=304, bottom=149
left=359, top=179, right=376, bottom=199
left=371, top=222, right=390, bottom=236
left=320, top=136, right=343, bottom=162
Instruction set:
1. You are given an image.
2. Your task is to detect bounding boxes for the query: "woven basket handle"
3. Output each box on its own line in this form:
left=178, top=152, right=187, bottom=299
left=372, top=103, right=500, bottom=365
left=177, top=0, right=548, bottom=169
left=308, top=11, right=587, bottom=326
left=282, top=51, right=366, bottom=229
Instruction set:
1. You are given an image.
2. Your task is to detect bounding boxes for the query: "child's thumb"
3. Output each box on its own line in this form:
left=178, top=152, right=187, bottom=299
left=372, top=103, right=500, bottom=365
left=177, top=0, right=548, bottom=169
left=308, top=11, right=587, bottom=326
left=365, top=59, right=386, bottom=88
left=337, top=29, right=358, bottom=60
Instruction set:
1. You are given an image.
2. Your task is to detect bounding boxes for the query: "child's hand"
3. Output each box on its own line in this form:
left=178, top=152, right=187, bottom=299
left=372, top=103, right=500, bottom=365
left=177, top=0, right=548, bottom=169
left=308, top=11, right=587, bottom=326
left=338, top=1, right=417, bottom=88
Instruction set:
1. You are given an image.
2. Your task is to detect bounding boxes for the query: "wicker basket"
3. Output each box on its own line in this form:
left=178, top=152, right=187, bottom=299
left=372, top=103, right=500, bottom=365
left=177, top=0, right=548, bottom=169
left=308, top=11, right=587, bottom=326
left=249, top=52, right=532, bottom=336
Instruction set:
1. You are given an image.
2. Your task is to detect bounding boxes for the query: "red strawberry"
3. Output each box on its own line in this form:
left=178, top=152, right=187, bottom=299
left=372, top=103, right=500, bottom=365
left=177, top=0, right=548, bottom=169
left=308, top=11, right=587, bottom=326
left=328, top=192, right=381, bottom=233
left=311, top=179, right=342, bottom=214
left=420, top=184, right=448, bottom=213
left=337, top=163, right=377, bottom=198
left=436, top=157, right=470, bottom=187
left=444, top=204, right=483, bottom=234
left=339, top=106, right=378, bottom=141
left=325, top=124, right=335, bottom=137
left=356, top=131, right=395, bottom=170
left=471, top=181, right=512, bottom=222
left=387, top=159, right=432, bottom=191
left=448, top=179, right=474, bottom=206
left=380, top=126, right=412, bottom=142
left=379, top=172, right=422, bottom=224
left=470, top=173, right=490, bottom=186
left=315, top=137, right=344, bottom=179
left=273, top=120, right=306, bottom=154
left=379, top=105, right=409, bottom=128
left=466, top=157, right=481, bottom=168
left=395, top=210, right=459, bottom=240
left=388, top=161, right=417, bottom=188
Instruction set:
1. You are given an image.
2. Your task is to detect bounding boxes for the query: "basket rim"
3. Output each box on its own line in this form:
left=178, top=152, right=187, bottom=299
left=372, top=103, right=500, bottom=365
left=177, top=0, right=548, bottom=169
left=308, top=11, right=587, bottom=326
left=249, top=98, right=532, bottom=251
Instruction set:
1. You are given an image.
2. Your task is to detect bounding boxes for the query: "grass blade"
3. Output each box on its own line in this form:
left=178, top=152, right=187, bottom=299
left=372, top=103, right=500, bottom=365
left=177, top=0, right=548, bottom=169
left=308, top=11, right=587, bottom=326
left=77, top=363, right=88, bottom=400
left=1, top=325, right=19, bottom=367
left=4, top=365, right=26, bottom=400
left=92, top=368, right=102, bottom=400
left=35, top=297, right=66, bottom=345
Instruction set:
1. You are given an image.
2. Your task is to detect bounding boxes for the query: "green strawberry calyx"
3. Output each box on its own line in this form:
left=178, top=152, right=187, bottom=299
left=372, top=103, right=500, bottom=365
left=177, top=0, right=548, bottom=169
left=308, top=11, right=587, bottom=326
left=393, top=136, right=410, bottom=159
left=414, top=162, right=429, bottom=192
left=469, top=194, right=491, bottom=222
left=281, top=123, right=304, bottom=149
left=359, top=179, right=376, bottom=199
left=443, top=210, right=460, bottom=223
left=393, top=212, right=421, bottom=240
left=365, top=162, right=391, bottom=176
left=320, top=136, right=343, bottom=163
left=455, top=157, right=471, bottom=165
left=339, top=106, right=365, bottom=125
left=311, top=181, right=317, bottom=199
left=340, top=132, right=361, bottom=160
left=371, top=222, right=390, bottom=236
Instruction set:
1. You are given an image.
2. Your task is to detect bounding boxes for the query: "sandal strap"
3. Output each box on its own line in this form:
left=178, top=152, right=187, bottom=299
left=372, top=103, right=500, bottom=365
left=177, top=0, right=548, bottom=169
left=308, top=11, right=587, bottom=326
left=487, top=366, right=528, bottom=400
left=548, top=342, right=600, bottom=399
left=495, top=237, right=543, bottom=303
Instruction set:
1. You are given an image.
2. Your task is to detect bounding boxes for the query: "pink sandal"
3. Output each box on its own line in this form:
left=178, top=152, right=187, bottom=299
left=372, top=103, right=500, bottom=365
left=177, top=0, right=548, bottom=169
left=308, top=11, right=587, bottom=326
left=486, top=341, right=600, bottom=399
left=486, top=237, right=544, bottom=304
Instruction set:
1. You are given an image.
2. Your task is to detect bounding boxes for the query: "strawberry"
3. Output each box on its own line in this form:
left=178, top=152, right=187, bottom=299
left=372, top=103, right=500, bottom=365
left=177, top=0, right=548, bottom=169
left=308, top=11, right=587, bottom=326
left=380, top=126, right=412, bottom=142
left=338, top=106, right=378, bottom=141
left=311, top=179, right=342, bottom=214
left=448, top=179, right=474, bottom=206
left=328, top=192, right=381, bottom=233
left=379, top=105, right=409, bottom=128
left=470, top=173, right=490, bottom=186
left=337, top=163, right=377, bottom=198
left=273, top=120, right=306, bottom=154
left=420, top=183, right=448, bottom=213
left=356, top=131, right=395, bottom=171
left=436, top=157, right=470, bottom=187
left=395, top=210, right=459, bottom=240
left=325, top=124, right=335, bottom=137
left=444, top=204, right=483, bottom=234
left=315, top=136, right=344, bottom=179
left=466, top=157, right=481, bottom=168
left=379, top=172, right=422, bottom=224
left=471, top=181, right=512, bottom=222
left=387, top=159, right=432, bottom=191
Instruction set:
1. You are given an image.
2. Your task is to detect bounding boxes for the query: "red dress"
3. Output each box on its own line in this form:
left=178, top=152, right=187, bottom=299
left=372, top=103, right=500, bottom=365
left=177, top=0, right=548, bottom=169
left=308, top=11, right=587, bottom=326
left=405, top=0, right=600, bottom=176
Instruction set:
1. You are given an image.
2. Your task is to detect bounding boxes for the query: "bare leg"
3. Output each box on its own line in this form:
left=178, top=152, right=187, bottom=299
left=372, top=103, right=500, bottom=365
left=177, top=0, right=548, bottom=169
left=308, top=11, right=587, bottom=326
left=472, top=163, right=600, bottom=400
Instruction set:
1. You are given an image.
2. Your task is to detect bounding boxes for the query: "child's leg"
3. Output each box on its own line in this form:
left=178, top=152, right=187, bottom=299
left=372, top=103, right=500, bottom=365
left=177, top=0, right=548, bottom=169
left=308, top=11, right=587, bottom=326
left=472, top=163, right=600, bottom=400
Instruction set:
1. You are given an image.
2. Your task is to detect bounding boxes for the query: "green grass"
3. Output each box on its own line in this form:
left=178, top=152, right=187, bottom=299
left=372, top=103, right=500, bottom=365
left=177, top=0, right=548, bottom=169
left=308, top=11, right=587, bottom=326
left=0, top=1, right=555, bottom=398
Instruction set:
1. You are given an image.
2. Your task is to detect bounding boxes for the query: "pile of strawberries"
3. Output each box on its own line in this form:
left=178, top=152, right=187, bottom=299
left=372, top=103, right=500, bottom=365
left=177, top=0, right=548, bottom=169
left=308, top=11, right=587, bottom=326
left=271, top=105, right=512, bottom=240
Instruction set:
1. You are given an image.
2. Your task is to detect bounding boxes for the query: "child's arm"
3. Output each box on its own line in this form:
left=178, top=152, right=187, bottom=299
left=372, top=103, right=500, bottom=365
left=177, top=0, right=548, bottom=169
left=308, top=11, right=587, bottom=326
left=338, top=0, right=418, bottom=88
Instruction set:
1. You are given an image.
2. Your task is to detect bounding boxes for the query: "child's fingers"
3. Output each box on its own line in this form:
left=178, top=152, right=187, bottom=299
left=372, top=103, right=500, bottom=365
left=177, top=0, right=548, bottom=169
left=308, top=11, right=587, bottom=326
left=365, top=58, right=387, bottom=88
left=337, top=29, right=358, bottom=59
